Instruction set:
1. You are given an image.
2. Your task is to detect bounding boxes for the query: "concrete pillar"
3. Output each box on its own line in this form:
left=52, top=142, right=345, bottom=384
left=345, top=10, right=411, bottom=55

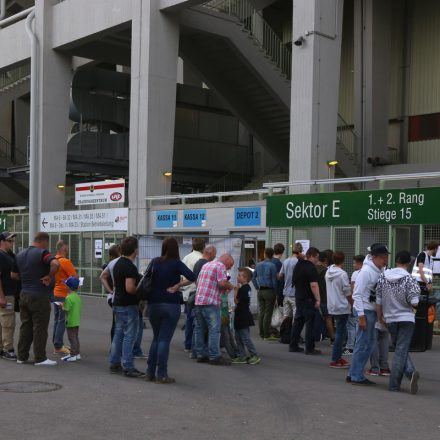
left=354, top=0, right=391, bottom=174
left=289, top=0, right=344, bottom=192
left=33, top=1, right=71, bottom=223
left=128, top=0, right=180, bottom=234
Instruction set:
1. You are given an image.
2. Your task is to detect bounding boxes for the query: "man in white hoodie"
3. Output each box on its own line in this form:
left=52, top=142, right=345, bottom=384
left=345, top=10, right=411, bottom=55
left=325, top=251, right=352, bottom=369
left=376, top=250, right=421, bottom=394
left=347, top=243, right=389, bottom=385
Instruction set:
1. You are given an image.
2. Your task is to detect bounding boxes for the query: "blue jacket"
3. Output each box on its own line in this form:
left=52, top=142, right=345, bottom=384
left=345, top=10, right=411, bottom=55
left=253, top=259, right=277, bottom=290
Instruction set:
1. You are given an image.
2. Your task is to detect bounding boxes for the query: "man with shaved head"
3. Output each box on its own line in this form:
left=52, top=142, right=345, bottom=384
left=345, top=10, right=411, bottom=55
left=194, top=253, right=234, bottom=365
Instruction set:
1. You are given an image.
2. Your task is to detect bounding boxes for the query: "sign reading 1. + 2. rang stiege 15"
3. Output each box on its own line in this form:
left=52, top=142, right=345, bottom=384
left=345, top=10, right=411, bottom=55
left=266, top=187, right=439, bottom=227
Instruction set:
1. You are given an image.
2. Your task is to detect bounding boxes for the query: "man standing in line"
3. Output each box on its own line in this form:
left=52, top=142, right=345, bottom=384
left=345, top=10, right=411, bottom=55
left=194, top=253, right=234, bottom=365
left=413, top=240, right=438, bottom=293
left=272, top=243, right=285, bottom=306
left=253, top=248, right=278, bottom=341
left=14, top=232, right=60, bottom=366
left=0, top=232, right=18, bottom=360
left=289, top=247, right=321, bottom=354
left=347, top=243, right=389, bottom=385
left=316, top=251, right=335, bottom=342
left=181, top=238, right=205, bottom=352
left=53, top=240, right=77, bottom=355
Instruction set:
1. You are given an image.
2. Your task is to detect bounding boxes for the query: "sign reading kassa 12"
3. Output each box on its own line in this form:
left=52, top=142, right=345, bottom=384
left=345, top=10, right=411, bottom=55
left=266, top=187, right=439, bottom=227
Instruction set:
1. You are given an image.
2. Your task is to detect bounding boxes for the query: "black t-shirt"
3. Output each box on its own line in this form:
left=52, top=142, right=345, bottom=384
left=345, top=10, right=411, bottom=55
left=193, top=258, right=208, bottom=281
left=112, top=257, right=141, bottom=307
left=234, top=284, right=254, bottom=330
left=416, top=251, right=429, bottom=267
left=292, top=259, right=319, bottom=304
left=0, top=250, right=16, bottom=296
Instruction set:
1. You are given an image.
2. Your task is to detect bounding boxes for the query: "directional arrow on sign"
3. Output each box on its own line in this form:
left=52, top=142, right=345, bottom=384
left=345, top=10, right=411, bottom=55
left=41, top=218, right=48, bottom=229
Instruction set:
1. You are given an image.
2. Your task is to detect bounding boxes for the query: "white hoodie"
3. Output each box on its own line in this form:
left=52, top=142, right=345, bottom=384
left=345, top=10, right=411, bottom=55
left=352, top=255, right=384, bottom=316
left=325, top=265, right=351, bottom=315
left=376, top=268, right=420, bottom=323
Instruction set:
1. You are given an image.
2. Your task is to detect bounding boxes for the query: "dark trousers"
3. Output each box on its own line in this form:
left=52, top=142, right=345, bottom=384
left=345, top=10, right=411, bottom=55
left=290, top=300, right=317, bottom=352
left=18, top=294, right=51, bottom=363
left=257, top=288, right=276, bottom=338
left=67, top=326, right=80, bottom=356
left=184, top=302, right=195, bottom=350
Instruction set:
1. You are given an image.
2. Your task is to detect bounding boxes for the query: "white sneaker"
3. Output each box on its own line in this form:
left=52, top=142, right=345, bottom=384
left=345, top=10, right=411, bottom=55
left=61, top=354, right=71, bottom=361
left=66, top=355, right=78, bottom=362
left=16, top=359, right=25, bottom=364
left=34, top=358, right=57, bottom=366
left=76, top=354, right=81, bottom=360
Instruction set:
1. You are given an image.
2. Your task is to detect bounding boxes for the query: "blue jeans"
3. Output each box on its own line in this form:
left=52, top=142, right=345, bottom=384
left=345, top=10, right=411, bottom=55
left=184, top=302, right=195, bottom=350
left=346, top=313, right=358, bottom=350
left=332, top=314, right=348, bottom=361
left=52, top=296, right=65, bottom=349
left=369, top=328, right=390, bottom=372
left=194, top=305, right=221, bottom=360
left=349, top=309, right=377, bottom=382
left=146, top=303, right=180, bottom=378
left=235, top=327, right=257, bottom=358
left=387, top=321, right=416, bottom=391
left=109, top=305, right=139, bottom=370
left=133, top=310, right=145, bottom=356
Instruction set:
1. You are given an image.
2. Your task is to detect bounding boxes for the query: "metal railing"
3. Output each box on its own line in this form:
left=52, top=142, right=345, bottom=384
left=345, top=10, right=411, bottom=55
left=336, top=114, right=358, bottom=163
left=0, top=134, right=29, bottom=166
left=202, top=0, right=292, bottom=79
left=0, top=64, right=31, bottom=92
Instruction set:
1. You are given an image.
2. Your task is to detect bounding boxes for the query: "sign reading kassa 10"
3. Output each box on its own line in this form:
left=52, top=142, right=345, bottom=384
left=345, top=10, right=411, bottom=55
left=266, top=187, right=438, bottom=227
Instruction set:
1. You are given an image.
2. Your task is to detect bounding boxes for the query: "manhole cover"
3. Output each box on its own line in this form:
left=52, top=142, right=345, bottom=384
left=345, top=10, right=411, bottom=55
left=0, top=381, right=62, bottom=393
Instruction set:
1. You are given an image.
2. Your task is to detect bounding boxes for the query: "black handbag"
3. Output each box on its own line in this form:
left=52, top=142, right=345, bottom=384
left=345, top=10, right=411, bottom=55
left=136, top=258, right=156, bottom=301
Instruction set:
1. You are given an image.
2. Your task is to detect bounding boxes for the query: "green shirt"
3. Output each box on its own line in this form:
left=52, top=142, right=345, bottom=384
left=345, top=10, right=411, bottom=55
left=220, top=294, right=229, bottom=319
left=64, top=292, right=82, bottom=327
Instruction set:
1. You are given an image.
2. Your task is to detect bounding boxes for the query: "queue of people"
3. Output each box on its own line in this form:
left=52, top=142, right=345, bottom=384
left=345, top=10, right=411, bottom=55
left=0, top=229, right=436, bottom=394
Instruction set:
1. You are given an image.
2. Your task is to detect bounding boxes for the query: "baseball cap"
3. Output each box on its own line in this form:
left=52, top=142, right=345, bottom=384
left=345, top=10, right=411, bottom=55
left=395, top=250, right=411, bottom=264
left=370, top=243, right=390, bottom=256
left=63, top=276, right=80, bottom=291
left=0, top=231, right=16, bottom=241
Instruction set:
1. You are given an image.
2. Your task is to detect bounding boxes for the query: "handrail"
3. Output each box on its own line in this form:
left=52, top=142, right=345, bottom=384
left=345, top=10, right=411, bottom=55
left=0, top=134, right=29, bottom=165
left=0, top=64, right=31, bottom=92
left=337, top=113, right=358, bottom=163
left=202, top=0, right=291, bottom=79
left=0, top=6, right=34, bottom=28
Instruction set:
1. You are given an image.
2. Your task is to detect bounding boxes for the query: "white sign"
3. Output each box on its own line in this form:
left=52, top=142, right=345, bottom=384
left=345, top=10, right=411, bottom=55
left=182, top=237, right=193, bottom=245
left=94, top=239, right=103, bottom=259
left=295, top=239, right=310, bottom=255
left=75, top=180, right=125, bottom=206
left=40, top=208, right=128, bottom=232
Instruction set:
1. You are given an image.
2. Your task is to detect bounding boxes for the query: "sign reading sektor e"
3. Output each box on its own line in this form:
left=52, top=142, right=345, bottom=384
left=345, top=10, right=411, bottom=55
left=266, top=187, right=438, bottom=227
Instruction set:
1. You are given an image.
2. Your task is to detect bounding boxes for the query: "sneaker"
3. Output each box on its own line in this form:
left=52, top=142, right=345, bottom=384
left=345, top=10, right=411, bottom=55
left=410, top=371, right=420, bottom=395
left=133, top=353, right=148, bottom=359
left=2, top=350, right=17, bottom=361
left=305, top=349, right=321, bottom=355
left=34, top=358, right=57, bottom=366
left=339, top=358, right=350, bottom=366
left=61, top=354, right=71, bottom=361
left=345, top=376, right=352, bottom=383
left=54, top=346, right=70, bottom=355
left=109, top=364, right=122, bottom=374
left=351, top=379, right=376, bottom=386
left=380, top=368, right=391, bottom=376
left=289, top=347, right=304, bottom=353
left=247, top=356, right=261, bottom=365
left=189, top=353, right=197, bottom=359
left=155, top=376, right=176, bottom=384
left=366, top=369, right=380, bottom=376
left=183, top=348, right=190, bottom=353
left=209, top=357, right=231, bottom=366
left=264, top=336, right=279, bottom=342
left=145, top=374, right=156, bottom=382
left=231, top=357, right=248, bottom=364
left=196, top=357, right=209, bottom=363
left=65, top=355, right=79, bottom=362
left=123, top=368, right=145, bottom=378
left=329, top=360, right=349, bottom=369
left=76, top=354, right=81, bottom=360
left=342, top=348, right=353, bottom=356
left=16, top=359, right=26, bottom=364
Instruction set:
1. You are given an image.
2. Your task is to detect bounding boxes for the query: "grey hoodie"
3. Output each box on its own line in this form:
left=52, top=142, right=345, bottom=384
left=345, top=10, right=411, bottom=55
left=376, top=268, right=420, bottom=323
left=325, top=265, right=351, bottom=315
left=352, top=255, right=384, bottom=316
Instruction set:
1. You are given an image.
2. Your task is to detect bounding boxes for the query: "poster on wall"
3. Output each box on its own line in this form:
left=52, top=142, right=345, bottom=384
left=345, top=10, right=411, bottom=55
left=295, top=239, right=310, bottom=254
left=75, top=180, right=125, bottom=206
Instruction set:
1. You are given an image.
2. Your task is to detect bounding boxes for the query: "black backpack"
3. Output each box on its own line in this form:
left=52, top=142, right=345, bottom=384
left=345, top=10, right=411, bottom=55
left=279, top=318, right=292, bottom=344
left=136, top=258, right=156, bottom=302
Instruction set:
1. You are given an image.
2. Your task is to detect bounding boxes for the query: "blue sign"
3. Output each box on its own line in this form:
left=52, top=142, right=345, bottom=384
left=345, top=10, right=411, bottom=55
left=183, top=209, right=207, bottom=227
left=234, top=207, right=261, bottom=226
left=156, top=210, right=178, bottom=228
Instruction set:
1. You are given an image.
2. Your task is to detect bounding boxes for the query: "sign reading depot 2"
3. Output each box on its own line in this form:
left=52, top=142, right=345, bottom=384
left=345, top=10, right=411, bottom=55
left=266, top=187, right=439, bottom=227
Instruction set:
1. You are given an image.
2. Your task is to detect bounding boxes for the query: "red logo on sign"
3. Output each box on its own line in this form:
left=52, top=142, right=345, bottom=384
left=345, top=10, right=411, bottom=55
left=110, top=192, right=123, bottom=202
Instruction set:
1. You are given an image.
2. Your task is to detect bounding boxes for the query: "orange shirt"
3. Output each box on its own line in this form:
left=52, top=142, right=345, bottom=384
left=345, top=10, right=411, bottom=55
left=54, top=255, right=77, bottom=298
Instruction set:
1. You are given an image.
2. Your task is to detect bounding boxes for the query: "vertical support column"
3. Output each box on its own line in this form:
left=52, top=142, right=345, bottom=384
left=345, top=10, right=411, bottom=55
left=354, top=0, right=391, bottom=173
left=31, top=0, right=71, bottom=241
left=129, top=0, right=180, bottom=234
left=289, top=0, right=344, bottom=193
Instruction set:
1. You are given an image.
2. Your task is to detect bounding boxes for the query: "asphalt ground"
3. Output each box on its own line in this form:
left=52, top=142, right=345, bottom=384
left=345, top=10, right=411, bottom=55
left=1, top=296, right=439, bottom=440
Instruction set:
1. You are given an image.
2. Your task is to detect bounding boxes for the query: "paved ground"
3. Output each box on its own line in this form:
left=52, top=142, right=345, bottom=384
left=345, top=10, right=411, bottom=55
left=0, top=296, right=439, bottom=440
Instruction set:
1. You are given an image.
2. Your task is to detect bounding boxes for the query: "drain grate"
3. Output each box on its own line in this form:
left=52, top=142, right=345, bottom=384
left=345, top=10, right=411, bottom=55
left=0, top=381, right=62, bottom=393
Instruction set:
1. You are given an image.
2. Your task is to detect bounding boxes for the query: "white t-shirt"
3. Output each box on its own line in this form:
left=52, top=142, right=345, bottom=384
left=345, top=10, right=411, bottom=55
left=351, top=269, right=360, bottom=284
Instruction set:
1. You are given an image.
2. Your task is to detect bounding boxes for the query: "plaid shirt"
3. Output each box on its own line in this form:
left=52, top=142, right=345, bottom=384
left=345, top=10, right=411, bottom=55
left=195, top=260, right=228, bottom=306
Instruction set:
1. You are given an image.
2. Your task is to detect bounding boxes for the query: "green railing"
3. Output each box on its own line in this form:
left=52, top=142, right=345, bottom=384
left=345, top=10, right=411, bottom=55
left=202, top=0, right=291, bottom=79
left=0, top=64, right=30, bottom=92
